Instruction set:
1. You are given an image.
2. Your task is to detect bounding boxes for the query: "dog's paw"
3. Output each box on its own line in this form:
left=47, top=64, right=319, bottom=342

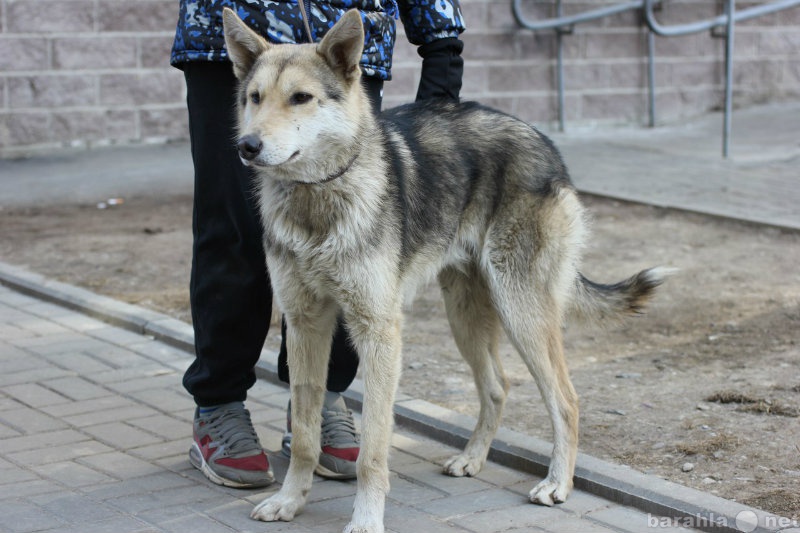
left=250, top=493, right=303, bottom=522
left=343, top=521, right=384, bottom=533
left=443, top=453, right=484, bottom=477
left=529, top=477, right=571, bottom=506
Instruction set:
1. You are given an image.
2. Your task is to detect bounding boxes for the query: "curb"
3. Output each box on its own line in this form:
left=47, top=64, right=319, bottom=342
left=0, top=260, right=792, bottom=533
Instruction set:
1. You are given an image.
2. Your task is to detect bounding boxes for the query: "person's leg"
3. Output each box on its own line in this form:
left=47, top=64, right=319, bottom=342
left=183, top=61, right=273, bottom=487
left=184, top=62, right=270, bottom=405
left=278, top=76, right=384, bottom=479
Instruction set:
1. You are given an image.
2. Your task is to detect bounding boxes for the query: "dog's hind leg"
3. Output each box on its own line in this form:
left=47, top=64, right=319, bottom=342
left=438, top=265, right=509, bottom=478
left=251, top=300, right=339, bottom=523
left=490, top=279, right=579, bottom=506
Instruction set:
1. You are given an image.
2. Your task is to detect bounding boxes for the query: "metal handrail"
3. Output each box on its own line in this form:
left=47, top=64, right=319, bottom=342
left=512, top=0, right=643, bottom=32
left=512, top=0, right=800, bottom=158
left=512, top=0, right=645, bottom=132
left=643, top=0, right=800, bottom=36
left=643, top=0, right=800, bottom=157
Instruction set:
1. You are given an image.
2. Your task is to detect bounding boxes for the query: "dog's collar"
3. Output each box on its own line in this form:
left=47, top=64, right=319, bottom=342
left=308, top=152, right=359, bottom=186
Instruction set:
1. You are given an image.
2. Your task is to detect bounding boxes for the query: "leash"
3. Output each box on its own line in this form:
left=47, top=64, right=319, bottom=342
left=297, top=152, right=359, bottom=186
left=319, top=152, right=359, bottom=184
left=297, top=0, right=314, bottom=44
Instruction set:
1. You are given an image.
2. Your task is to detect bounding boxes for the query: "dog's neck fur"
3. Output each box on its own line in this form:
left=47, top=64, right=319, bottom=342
left=300, top=150, right=360, bottom=186
left=255, top=110, right=386, bottom=252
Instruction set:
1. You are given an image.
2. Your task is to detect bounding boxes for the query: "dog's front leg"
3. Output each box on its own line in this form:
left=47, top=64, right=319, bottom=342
left=343, top=311, right=403, bottom=533
left=251, top=303, right=338, bottom=523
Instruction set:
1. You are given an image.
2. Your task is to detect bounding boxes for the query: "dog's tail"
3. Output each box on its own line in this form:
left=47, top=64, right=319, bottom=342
left=568, top=267, right=674, bottom=325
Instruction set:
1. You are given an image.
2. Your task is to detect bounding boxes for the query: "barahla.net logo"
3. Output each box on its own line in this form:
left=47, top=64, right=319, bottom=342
left=648, top=510, right=800, bottom=532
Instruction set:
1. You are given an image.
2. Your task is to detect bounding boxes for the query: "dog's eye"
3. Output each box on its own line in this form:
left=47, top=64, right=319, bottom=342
left=290, top=92, right=313, bottom=106
left=250, top=92, right=261, bottom=105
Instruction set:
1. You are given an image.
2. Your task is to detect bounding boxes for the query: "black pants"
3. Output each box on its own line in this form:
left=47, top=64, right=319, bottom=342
left=182, top=62, right=382, bottom=406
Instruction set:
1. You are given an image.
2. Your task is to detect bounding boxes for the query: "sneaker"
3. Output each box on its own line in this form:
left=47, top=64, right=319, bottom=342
left=282, top=392, right=360, bottom=480
left=189, top=401, right=274, bottom=488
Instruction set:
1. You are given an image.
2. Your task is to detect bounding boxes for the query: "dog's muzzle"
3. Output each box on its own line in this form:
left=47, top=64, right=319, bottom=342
left=238, top=134, right=262, bottom=161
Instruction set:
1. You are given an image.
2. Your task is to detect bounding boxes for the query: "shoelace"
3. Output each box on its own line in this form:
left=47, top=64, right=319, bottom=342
left=205, top=407, right=261, bottom=456
left=320, top=408, right=359, bottom=448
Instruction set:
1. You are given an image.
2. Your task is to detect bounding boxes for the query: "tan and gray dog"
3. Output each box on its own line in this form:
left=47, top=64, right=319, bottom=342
left=222, top=8, right=668, bottom=533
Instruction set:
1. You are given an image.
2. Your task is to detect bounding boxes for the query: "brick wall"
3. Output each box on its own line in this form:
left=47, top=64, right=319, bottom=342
left=0, top=0, right=185, bottom=157
left=387, top=0, right=800, bottom=126
left=2, top=0, right=799, bottom=156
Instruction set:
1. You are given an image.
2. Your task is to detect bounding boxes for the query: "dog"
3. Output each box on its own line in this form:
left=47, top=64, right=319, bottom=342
left=222, top=8, right=667, bottom=533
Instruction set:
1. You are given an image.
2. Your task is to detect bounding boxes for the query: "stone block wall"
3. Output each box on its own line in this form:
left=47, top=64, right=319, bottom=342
left=386, top=0, right=800, bottom=126
left=1, top=0, right=799, bottom=156
left=0, top=0, right=184, bottom=156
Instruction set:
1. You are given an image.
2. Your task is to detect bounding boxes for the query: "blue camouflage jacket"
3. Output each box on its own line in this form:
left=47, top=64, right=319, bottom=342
left=170, top=0, right=465, bottom=80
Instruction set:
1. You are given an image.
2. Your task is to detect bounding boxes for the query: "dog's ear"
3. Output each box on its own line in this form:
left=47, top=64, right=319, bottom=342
left=222, top=7, right=270, bottom=80
left=317, top=9, right=364, bottom=82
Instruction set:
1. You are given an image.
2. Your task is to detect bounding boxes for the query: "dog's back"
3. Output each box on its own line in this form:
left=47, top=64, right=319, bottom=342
left=380, top=99, right=573, bottom=206
left=377, top=99, right=584, bottom=294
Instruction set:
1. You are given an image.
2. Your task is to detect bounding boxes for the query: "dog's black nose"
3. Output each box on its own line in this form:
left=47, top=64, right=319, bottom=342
left=238, top=135, right=262, bottom=161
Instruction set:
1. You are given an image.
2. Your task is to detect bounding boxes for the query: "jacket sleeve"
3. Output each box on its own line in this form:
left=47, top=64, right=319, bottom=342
left=396, top=1, right=466, bottom=101
left=397, top=0, right=466, bottom=46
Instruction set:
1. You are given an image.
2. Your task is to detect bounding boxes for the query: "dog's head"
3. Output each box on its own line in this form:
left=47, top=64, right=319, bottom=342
left=222, top=8, right=366, bottom=174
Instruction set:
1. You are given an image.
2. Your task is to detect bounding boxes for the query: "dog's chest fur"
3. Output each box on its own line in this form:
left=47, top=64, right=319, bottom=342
left=256, top=166, right=403, bottom=295
left=256, top=164, right=471, bottom=306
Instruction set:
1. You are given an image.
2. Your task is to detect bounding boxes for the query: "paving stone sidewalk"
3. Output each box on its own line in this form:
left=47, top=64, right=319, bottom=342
left=0, top=282, right=703, bottom=533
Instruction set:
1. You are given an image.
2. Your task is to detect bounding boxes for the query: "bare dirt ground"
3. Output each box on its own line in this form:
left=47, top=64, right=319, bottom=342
left=1, top=193, right=798, bottom=518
